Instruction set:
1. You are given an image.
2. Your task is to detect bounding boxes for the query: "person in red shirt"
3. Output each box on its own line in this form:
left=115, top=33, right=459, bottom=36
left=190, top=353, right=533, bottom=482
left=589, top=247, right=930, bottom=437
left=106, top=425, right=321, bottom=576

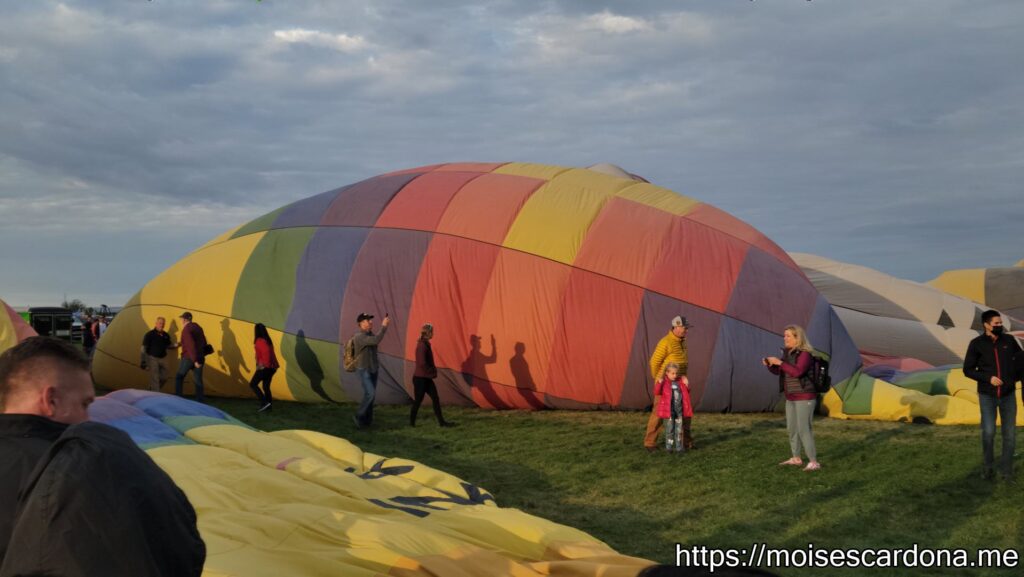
left=764, top=324, right=820, bottom=471
left=249, top=323, right=279, bottom=413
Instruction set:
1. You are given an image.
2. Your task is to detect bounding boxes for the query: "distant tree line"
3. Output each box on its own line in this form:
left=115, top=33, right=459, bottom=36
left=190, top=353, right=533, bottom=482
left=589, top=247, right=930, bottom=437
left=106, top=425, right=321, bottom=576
left=60, top=299, right=111, bottom=317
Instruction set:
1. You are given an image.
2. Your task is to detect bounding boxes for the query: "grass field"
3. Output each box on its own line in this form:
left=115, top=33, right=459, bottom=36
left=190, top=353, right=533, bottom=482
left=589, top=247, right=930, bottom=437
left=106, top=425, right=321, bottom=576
left=204, top=397, right=1022, bottom=576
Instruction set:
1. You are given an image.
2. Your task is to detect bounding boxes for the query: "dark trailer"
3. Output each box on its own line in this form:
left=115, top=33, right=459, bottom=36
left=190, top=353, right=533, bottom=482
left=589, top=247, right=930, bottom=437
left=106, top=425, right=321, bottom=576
left=27, top=307, right=74, bottom=341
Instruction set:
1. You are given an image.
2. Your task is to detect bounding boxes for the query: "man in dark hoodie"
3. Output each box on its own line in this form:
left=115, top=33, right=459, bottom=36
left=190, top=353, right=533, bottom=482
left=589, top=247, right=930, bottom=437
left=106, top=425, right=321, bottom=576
left=0, top=336, right=205, bottom=576
left=963, top=310, right=1022, bottom=481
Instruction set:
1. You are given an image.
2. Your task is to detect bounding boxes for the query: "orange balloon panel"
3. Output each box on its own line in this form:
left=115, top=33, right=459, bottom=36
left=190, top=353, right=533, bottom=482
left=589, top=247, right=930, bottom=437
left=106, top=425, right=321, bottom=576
left=473, top=249, right=573, bottom=408
left=545, top=268, right=645, bottom=407
left=376, top=171, right=482, bottom=232
left=574, top=197, right=676, bottom=289
left=435, top=172, right=546, bottom=246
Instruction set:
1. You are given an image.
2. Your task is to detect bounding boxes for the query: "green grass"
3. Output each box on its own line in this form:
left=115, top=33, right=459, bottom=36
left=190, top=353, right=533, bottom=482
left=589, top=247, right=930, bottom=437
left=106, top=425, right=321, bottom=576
left=205, top=397, right=1023, bottom=576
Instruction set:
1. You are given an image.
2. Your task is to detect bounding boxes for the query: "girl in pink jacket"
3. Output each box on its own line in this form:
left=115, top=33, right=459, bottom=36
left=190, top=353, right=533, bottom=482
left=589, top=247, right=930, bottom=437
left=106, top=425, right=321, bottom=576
left=654, top=362, right=693, bottom=453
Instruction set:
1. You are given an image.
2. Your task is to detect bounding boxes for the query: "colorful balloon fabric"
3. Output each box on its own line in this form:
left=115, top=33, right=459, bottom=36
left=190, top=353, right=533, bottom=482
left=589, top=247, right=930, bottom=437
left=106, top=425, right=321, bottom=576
left=94, top=162, right=860, bottom=412
left=792, top=255, right=1024, bottom=425
left=791, top=253, right=1020, bottom=366
left=0, top=298, right=36, bottom=354
left=928, top=260, right=1024, bottom=320
left=823, top=366, right=1023, bottom=426
left=88, top=390, right=653, bottom=576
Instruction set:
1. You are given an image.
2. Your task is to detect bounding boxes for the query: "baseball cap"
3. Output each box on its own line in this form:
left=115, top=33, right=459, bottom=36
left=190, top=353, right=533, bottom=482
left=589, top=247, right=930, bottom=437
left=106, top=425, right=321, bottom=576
left=356, top=313, right=374, bottom=323
left=671, top=315, right=692, bottom=328
left=179, top=311, right=193, bottom=321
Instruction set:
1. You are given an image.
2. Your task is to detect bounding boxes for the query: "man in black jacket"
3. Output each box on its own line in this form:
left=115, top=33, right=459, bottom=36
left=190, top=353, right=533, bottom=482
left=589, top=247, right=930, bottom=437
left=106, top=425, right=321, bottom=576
left=962, top=310, right=1022, bottom=481
left=141, top=316, right=177, bottom=392
left=0, top=336, right=205, bottom=576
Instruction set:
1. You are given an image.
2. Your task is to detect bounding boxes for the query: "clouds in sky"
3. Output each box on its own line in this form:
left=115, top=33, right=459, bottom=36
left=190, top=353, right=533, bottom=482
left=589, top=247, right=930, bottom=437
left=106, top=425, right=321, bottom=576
left=1, top=0, right=1021, bottom=306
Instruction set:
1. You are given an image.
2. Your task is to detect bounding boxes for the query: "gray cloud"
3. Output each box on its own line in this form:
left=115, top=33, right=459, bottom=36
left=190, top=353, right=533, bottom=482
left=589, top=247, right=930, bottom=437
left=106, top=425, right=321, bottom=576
left=1, top=0, right=1022, bottom=306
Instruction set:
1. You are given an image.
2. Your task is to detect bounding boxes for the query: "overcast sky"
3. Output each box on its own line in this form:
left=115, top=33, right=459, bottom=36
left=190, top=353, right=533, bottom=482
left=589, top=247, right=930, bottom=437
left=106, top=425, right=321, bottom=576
left=1, top=0, right=1021, bottom=307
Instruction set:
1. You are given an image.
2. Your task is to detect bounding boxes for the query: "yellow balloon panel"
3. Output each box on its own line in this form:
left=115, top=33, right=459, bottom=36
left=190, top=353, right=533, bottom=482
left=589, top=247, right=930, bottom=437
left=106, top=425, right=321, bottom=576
left=198, top=223, right=245, bottom=252
left=825, top=377, right=1024, bottom=426
left=95, top=306, right=302, bottom=402
left=142, top=424, right=651, bottom=577
left=504, top=169, right=635, bottom=265
left=927, top=269, right=986, bottom=305
left=614, top=183, right=701, bottom=216
left=493, top=162, right=573, bottom=181
left=0, top=299, right=35, bottom=353
left=0, top=310, right=16, bottom=353
left=140, top=232, right=266, bottom=317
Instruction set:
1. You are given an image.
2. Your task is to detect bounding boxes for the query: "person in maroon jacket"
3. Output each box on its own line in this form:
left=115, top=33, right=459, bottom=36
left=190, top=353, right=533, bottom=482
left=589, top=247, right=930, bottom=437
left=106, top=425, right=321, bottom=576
left=174, top=312, right=207, bottom=403
left=410, top=323, right=454, bottom=427
left=249, top=323, right=279, bottom=413
left=763, top=324, right=820, bottom=471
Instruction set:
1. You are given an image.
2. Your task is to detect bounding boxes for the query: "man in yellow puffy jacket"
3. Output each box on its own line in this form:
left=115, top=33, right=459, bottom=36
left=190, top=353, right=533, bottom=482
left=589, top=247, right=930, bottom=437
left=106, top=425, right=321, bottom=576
left=644, top=315, right=690, bottom=452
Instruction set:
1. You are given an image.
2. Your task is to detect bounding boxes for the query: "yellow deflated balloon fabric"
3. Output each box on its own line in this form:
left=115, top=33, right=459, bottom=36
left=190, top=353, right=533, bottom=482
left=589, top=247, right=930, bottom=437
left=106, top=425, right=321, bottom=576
left=88, top=390, right=653, bottom=577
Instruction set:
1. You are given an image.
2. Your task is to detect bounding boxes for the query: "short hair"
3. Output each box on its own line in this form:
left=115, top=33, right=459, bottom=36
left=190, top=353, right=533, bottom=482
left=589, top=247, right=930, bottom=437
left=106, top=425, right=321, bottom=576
left=420, top=323, right=433, bottom=338
left=665, top=362, right=680, bottom=373
left=0, top=337, right=90, bottom=411
left=981, top=309, right=1002, bottom=324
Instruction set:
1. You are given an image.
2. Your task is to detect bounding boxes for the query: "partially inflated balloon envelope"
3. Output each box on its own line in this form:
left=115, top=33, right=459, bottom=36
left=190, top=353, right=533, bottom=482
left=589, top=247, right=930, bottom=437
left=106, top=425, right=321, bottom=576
left=792, top=253, right=1021, bottom=366
left=791, top=255, right=1023, bottom=425
left=88, top=390, right=654, bottom=576
left=928, top=260, right=1024, bottom=320
left=0, top=298, right=36, bottom=353
left=94, top=162, right=859, bottom=411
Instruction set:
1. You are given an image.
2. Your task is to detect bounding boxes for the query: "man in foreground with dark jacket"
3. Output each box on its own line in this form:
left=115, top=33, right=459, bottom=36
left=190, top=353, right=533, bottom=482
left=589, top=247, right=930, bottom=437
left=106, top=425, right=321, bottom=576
left=0, top=336, right=205, bottom=576
left=963, top=310, right=1022, bottom=481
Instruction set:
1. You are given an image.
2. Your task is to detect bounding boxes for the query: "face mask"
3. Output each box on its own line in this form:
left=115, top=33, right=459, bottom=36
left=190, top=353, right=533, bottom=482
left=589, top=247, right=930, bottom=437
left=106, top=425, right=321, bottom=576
left=991, top=326, right=1004, bottom=336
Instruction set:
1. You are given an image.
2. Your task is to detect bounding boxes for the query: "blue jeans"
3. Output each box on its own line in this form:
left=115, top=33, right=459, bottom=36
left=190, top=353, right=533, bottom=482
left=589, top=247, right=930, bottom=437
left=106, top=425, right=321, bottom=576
left=979, top=392, right=1017, bottom=475
left=175, top=358, right=205, bottom=403
left=356, top=368, right=377, bottom=427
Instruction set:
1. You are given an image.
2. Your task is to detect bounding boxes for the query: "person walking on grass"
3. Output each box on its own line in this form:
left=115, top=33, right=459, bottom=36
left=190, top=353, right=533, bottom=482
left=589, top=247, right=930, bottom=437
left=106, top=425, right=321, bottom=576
left=352, top=312, right=389, bottom=429
left=963, top=309, right=1021, bottom=481
left=174, top=312, right=208, bottom=404
left=250, top=323, right=279, bottom=413
left=411, top=323, right=455, bottom=428
left=764, top=324, right=820, bottom=472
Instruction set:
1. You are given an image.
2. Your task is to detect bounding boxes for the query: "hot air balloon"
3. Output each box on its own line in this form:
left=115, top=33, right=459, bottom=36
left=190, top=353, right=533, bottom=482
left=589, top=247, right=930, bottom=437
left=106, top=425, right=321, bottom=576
left=95, top=162, right=860, bottom=412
